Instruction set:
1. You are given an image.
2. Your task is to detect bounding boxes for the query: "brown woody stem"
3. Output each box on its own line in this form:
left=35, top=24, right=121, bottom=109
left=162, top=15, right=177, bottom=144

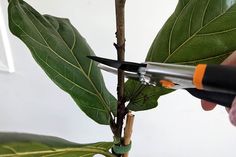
left=111, top=0, right=129, bottom=156
left=114, top=0, right=126, bottom=140
left=110, top=2, right=129, bottom=157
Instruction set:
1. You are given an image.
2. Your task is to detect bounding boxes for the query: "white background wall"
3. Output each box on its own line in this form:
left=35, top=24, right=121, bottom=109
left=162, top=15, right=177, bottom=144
left=1, top=0, right=236, bottom=157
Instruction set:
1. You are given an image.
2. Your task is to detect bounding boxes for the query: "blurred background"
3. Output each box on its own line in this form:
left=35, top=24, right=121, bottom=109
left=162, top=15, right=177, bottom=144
left=0, top=0, right=236, bottom=156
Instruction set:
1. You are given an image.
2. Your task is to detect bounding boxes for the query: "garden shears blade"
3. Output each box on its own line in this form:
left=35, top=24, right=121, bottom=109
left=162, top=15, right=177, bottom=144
left=88, top=56, right=236, bottom=108
left=87, top=56, right=147, bottom=80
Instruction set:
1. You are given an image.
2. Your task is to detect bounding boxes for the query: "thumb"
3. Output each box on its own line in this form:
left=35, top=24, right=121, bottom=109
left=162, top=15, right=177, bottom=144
left=229, top=97, right=236, bottom=126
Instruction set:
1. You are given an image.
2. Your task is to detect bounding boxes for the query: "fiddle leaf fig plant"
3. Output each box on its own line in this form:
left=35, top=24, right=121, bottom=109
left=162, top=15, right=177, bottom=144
left=3, top=0, right=236, bottom=156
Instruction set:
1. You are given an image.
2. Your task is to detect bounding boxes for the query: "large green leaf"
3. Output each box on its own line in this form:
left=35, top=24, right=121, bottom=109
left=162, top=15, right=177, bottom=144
left=0, top=132, right=115, bottom=157
left=8, top=0, right=117, bottom=124
left=125, top=80, right=172, bottom=111
left=125, top=0, right=236, bottom=111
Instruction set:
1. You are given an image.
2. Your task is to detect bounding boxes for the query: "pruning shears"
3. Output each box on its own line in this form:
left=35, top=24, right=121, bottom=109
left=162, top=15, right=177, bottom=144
left=88, top=56, right=236, bottom=108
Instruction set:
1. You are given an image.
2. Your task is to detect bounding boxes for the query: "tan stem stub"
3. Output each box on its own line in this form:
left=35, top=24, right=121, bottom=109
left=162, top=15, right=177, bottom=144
left=123, top=112, right=135, bottom=157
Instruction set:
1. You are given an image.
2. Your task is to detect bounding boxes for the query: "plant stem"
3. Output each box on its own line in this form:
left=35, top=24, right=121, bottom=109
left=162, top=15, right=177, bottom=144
left=114, top=0, right=126, bottom=143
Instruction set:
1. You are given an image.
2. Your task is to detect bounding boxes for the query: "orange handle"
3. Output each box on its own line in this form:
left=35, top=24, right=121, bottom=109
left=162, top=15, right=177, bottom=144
left=193, top=64, right=207, bottom=90
left=193, top=64, right=236, bottom=94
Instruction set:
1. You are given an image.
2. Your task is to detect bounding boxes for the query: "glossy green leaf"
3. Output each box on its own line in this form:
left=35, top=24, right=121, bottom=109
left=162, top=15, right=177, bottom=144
left=126, top=0, right=236, bottom=111
left=0, top=132, right=115, bottom=157
left=125, top=80, right=172, bottom=111
left=8, top=0, right=117, bottom=124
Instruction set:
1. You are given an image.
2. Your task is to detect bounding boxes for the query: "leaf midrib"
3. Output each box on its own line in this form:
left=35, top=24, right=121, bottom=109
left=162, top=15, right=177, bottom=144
left=0, top=147, right=115, bottom=157
left=168, top=0, right=191, bottom=54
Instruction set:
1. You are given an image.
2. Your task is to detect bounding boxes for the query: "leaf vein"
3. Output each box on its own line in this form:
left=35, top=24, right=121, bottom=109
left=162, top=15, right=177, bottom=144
left=80, top=104, right=107, bottom=113
left=174, top=51, right=232, bottom=64
left=168, top=0, right=191, bottom=54
left=131, top=93, right=159, bottom=104
left=189, top=4, right=196, bottom=36
left=88, top=60, right=93, bottom=77
left=201, top=0, right=211, bottom=27
left=197, top=27, right=236, bottom=36
left=70, top=26, right=76, bottom=51
left=1, top=146, right=17, bottom=154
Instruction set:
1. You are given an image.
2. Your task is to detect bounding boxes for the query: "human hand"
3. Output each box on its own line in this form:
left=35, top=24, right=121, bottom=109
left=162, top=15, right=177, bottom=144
left=201, top=51, right=236, bottom=126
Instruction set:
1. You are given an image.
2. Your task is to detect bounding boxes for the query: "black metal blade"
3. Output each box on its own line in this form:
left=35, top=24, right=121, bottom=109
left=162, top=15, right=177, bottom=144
left=87, top=56, right=146, bottom=72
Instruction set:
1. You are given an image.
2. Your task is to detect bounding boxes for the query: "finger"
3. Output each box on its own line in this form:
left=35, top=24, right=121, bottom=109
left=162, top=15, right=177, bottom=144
left=229, top=97, right=236, bottom=126
left=200, top=51, right=236, bottom=110
left=201, top=51, right=236, bottom=111
left=222, top=51, right=236, bottom=65
left=201, top=100, right=216, bottom=111
left=222, top=51, right=236, bottom=112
